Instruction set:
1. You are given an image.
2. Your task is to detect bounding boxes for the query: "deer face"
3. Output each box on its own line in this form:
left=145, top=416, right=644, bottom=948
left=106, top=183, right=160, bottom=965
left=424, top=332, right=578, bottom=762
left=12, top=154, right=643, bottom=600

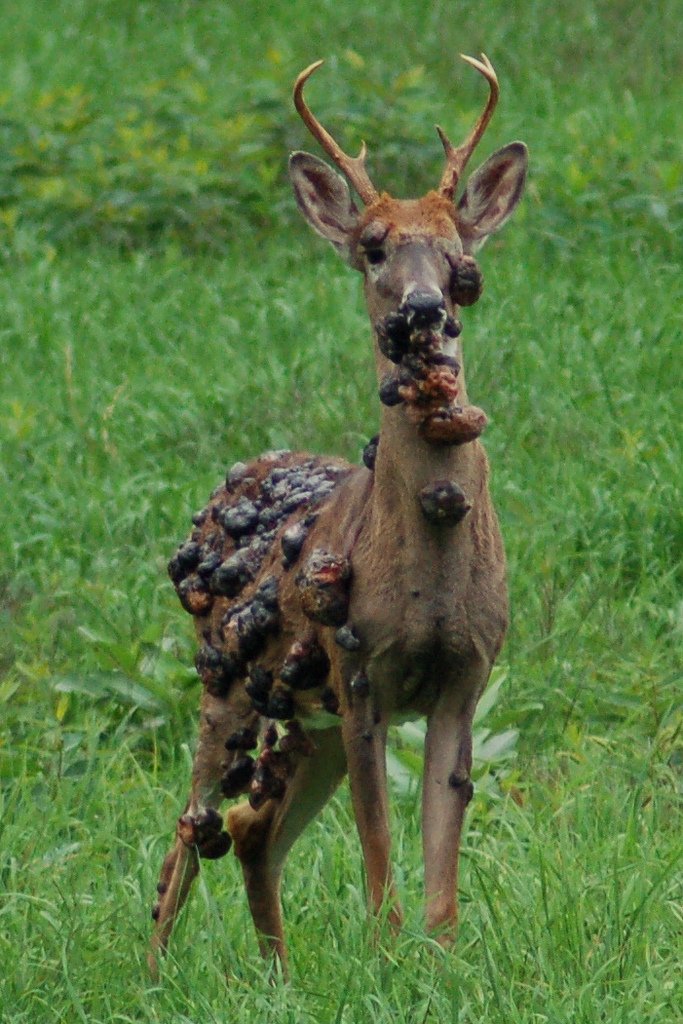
left=289, top=56, right=527, bottom=326
left=290, top=144, right=527, bottom=326
left=354, top=194, right=461, bottom=325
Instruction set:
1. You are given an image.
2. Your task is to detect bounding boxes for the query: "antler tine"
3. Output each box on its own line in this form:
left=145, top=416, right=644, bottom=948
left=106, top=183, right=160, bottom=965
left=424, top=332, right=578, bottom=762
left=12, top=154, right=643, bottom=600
left=293, top=60, right=379, bottom=205
left=436, top=52, right=500, bottom=200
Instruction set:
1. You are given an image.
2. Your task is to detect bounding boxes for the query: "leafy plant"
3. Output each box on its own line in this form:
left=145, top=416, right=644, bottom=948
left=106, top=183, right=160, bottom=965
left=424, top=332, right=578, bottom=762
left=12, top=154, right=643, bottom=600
left=387, top=668, right=541, bottom=798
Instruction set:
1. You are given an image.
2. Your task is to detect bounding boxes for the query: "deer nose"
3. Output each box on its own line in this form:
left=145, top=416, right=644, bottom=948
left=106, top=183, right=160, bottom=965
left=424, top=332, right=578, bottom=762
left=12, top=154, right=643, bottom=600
left=400, top=289, right=446, bottom=328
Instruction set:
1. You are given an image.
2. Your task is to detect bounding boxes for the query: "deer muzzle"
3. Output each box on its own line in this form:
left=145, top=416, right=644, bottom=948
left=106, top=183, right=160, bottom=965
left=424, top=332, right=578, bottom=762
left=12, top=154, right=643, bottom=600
left=400, top=289, right=447, bottom=330
left=376, top=284, right=488, bottom=446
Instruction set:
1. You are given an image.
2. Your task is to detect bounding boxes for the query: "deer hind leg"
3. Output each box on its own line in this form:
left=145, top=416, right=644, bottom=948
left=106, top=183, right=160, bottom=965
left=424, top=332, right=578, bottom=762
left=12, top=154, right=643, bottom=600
left=422, top=677, right=483, bottom=946
left=149, top=692, right=256, bottom=977
left=341, top=695, right=403, bottom=931
left=227, top=725, right=346, bottom=975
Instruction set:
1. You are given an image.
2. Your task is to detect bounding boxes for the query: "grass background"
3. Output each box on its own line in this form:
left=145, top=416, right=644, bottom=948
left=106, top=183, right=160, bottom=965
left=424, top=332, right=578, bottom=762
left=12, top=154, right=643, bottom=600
left=1, top=1, right=681, bottom=1021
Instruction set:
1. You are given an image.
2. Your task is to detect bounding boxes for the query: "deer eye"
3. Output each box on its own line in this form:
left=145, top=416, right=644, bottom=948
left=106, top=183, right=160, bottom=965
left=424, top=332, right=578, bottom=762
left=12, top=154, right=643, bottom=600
left=359, top=219, right=389, bottom=266
left=364, top=247, right=386, bottom=266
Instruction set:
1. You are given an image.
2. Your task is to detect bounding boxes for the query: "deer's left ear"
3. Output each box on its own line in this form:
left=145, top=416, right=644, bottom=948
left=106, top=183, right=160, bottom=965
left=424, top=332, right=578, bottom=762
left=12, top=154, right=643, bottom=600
left=457, top=142, right=528, bottom=251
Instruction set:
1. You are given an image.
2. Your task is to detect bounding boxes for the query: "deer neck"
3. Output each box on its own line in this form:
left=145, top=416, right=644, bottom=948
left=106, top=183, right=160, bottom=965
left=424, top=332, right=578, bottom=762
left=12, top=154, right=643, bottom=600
left=368, top=337, right=489, bottom=569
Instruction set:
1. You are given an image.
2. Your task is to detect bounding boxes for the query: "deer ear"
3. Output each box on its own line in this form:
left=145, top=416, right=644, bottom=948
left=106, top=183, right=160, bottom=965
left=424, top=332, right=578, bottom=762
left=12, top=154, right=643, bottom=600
left=457, top=142, right=528, bottom=251
left=289, top=152, right=360, bottom=262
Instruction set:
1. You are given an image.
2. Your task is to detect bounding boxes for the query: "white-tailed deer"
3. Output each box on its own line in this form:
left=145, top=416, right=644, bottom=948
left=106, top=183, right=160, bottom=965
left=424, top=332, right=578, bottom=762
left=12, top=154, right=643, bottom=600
left=150, top=55, right=527, bottom=976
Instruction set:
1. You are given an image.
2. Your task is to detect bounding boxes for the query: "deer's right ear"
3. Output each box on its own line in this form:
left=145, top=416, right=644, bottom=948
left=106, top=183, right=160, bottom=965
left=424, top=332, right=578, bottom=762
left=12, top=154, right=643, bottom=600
left=289, top=152, right=360, bottom=263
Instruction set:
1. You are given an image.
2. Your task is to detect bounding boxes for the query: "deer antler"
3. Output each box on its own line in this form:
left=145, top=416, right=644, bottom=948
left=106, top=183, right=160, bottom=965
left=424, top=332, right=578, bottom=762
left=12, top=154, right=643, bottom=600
left=437, top=53, right=500, bottom=200
left=293, top=60, right=379, bottom=205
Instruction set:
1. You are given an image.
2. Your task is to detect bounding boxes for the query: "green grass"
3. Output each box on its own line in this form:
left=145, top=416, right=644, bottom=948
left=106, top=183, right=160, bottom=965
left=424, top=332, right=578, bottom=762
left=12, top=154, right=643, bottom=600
left=2, top=743, right=679, bottom=1022
left=1, top=1, right=681, bottom=1021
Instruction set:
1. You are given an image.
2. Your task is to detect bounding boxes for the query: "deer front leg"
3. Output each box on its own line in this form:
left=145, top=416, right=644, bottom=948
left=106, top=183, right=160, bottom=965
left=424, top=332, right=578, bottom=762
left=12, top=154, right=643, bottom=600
left=422, top=683, right=480, bottom=946
left=341, top=697, right=403, bottom=930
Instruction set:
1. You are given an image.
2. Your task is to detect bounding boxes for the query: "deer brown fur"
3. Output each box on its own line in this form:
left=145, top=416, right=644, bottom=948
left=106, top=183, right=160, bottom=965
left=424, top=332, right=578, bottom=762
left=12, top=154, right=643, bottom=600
left=149, top=55, right=527, bottom=977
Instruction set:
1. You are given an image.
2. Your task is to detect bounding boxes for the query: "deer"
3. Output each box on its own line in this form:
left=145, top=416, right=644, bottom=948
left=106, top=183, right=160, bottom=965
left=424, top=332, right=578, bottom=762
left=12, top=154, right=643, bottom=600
left=149, top=54, right=527, bottom=978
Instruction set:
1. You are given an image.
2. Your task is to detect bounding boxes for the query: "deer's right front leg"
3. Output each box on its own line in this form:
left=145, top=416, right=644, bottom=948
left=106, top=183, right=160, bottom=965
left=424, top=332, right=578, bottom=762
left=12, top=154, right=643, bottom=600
left=341, top=693, right=403, bottom=931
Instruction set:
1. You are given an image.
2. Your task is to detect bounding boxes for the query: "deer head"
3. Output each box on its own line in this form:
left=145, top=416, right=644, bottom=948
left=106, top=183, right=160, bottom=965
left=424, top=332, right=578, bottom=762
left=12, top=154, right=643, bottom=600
left=289, top=56, right=527, bottom=328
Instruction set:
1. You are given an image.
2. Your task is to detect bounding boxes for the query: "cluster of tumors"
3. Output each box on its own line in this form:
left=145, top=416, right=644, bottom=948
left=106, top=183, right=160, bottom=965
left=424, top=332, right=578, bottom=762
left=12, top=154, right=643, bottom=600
left=168, top=450, right=361, bottom=825
left=375, top=261, right=488, bottom=446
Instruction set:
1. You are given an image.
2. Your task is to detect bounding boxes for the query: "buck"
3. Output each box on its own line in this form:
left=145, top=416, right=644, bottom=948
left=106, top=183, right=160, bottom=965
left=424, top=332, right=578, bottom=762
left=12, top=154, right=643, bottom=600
left=149, top=54, right=527, bottom=976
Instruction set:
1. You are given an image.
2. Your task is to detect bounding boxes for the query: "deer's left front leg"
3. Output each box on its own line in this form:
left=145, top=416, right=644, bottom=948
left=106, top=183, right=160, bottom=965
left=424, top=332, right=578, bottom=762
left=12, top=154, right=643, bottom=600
left=422, top=677, right=482, bottom=945
left=341, top=701, right=403, bottom=930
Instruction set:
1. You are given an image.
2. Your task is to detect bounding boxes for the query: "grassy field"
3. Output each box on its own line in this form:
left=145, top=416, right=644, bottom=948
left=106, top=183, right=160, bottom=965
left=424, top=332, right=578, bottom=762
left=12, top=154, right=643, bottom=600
left=1, top=1, right=681, bottom=1021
